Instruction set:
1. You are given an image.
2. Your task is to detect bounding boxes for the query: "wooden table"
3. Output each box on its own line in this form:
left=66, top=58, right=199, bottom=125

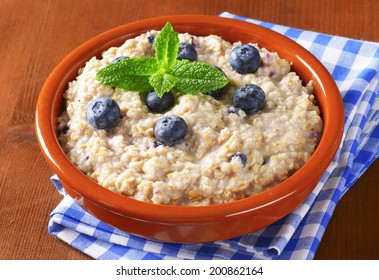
left=0, top=0, right=378, bottom=260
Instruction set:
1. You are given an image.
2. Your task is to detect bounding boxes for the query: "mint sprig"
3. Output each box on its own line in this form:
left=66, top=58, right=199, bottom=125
left=96, top=22, right=228, bottom=97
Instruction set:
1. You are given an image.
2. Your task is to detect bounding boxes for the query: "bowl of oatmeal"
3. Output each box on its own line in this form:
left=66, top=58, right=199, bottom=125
left=35, top=15, right=344, bottom=243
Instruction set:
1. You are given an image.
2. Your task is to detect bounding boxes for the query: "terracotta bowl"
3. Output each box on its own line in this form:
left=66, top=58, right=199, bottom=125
left=35, top=15, right=344, bottom=243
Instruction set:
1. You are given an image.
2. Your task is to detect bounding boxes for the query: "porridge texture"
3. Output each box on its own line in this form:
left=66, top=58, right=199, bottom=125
left=58, top=30, right=323, bottom=206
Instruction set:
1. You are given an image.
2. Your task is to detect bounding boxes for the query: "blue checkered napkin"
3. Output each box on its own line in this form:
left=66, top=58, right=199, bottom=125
left=48, top=12, right=379, bottom=260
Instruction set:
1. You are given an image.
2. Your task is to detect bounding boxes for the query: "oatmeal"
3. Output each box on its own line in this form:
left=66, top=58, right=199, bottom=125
left=58, top=29, right=323, bottom=206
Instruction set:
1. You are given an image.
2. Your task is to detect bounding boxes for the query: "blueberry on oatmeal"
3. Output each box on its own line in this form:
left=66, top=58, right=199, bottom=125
left=232, top=84, right=265, bottom=114
left=154, top=115, right=188, bottom=146
left=177, top=42, right=197, bottom=61
left=145, top=91, right=175, bottom=113
left=231, top=152, right=248, bottom=167
left=87, top=97, right=120, bottom=129
left=147, top=35, right=156, bottom=44
left=110, top=56, right=130, bottom=64
left=229, top=44, right=261, bottom=74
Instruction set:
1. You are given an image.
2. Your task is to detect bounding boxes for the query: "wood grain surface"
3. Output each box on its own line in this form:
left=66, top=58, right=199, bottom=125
left=0, top=0, right=378, bottom=260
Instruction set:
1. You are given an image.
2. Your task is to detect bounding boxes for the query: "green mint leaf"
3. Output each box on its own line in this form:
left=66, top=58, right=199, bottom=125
left=154, top=22, right=179, bottom=72
left=96, top=57, right=158, bottom=92
left=149, top=73, right=178, bottom=97
left=96, top=22, right=230, bottom=97
left=170, top=60, right=229, bottom=94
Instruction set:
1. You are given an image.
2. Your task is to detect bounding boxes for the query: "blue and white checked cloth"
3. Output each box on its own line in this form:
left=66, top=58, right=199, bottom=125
left=48, top=12, right=379, bottom=260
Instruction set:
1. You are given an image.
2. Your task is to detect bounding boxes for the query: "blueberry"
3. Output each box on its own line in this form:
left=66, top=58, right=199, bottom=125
left=229, top=44, right=261, bottom=74
left=145, top=91, right=175, bottom=113
left=232, top=84, right=265, bottom=114
left=177, top=42, right=197, bottom=61
left=111, top=56, right=129, bottom=63
left=154, top=115, right=188, bottom=146
left=147, top=35, right=156, bottom=44
left=153, top=141, right=162, bottom=148
left=87, top=97, right=120, bottom=129
left=232, top=152, right=248, bottom=167
left=205, top=66, right=228, bottom=98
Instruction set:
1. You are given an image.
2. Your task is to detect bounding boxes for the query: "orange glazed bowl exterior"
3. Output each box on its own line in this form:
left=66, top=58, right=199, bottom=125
left=35, top=15, right=344, bottom=243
